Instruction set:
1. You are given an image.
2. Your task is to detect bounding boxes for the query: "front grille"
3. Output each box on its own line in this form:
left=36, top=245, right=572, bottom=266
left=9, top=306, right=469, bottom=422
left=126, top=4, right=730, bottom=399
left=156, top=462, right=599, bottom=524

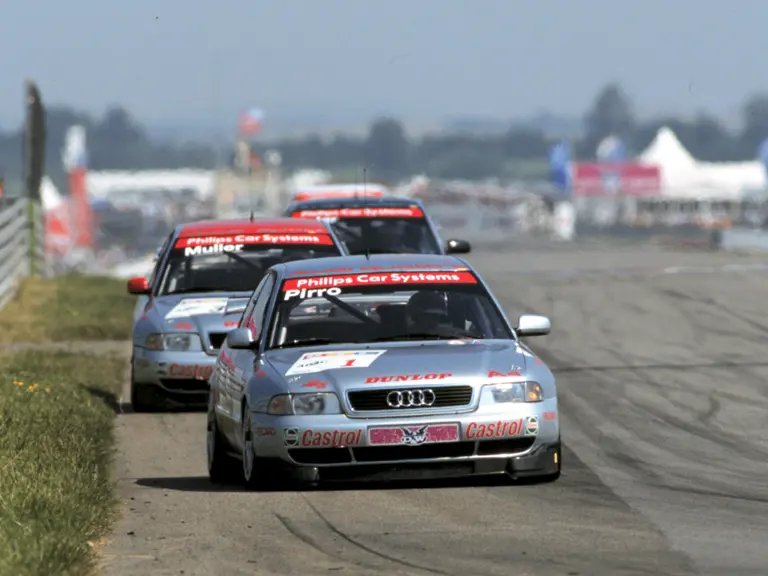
left=207, top=332, right=227, bottom=349
left=476, top=438, right=535, bottom=455
left=347, top=385, right=473, bottom=411
left=353, top=442, right=474, bottom=462
left=289, top=448, right=352, bottom=465
left=159, top=378, right=209, bottom=393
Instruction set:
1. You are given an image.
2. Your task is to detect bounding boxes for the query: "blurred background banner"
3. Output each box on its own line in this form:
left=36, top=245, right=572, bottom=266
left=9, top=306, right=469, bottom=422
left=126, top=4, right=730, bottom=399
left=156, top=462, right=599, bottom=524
left=570, top=163, right=661, bottom=197
left=595, top=135, right=627, bottom=162
left=62, top=125, right=94, bottom=249
left=548, top=141, right=571, bottom=193
left=757, top=137, right=768, bottom=178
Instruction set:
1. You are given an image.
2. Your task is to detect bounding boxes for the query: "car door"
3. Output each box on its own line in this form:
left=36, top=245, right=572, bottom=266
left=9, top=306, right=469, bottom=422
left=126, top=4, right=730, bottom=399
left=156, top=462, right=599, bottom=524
left=218, top=273, right=275, bottom=438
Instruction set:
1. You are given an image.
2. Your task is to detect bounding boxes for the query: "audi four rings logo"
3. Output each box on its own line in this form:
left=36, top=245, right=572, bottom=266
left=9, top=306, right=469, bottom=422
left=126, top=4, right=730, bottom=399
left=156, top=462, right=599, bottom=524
left=386, top=389, right=436, bottom=408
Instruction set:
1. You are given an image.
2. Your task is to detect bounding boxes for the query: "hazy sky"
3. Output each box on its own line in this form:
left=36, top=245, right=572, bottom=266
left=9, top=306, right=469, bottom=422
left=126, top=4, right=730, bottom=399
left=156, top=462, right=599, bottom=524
left=2, top=0, right=767, bottom=129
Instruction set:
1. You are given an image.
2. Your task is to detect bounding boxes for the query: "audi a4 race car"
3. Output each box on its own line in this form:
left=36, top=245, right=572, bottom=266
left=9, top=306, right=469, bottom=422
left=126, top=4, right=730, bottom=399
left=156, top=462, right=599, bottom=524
left=126, top=217, right=347, bottom=411
left=206, top=253, right=561, bottom=488
left=284, top=195, right=472, bottom=256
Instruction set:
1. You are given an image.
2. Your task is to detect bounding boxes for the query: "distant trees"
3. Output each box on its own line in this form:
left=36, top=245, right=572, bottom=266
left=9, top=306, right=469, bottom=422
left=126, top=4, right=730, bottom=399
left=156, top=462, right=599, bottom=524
left=3, top=83, right=768, bottom=186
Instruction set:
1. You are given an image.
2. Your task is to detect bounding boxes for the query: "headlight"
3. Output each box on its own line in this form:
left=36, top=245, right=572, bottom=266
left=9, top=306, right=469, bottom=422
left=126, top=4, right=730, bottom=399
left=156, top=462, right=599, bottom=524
left=145, top=333, right=202, bottom=351
left=486, top=382, right=543, bottom=403
left=267, top=393, right=342, bottom=415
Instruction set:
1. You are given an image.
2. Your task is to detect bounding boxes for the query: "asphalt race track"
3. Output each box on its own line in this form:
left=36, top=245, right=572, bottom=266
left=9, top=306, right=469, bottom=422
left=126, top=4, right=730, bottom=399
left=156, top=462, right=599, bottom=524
left=101, top=243, right=768, bottom=576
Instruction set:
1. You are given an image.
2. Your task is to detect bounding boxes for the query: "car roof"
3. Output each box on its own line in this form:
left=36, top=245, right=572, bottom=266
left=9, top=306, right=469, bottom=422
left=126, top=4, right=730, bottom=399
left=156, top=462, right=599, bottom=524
left=279, top=253, right=471, bottom=278
left=286, top=195, right=424, bottom=212
left=177, top=217, right=331, bottom=238
left=291, top=184, right=389, bottom=201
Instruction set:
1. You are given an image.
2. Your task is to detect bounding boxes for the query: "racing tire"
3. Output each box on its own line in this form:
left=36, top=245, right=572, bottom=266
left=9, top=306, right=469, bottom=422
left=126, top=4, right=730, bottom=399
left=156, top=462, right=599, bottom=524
left=130, top=380, right=161, bottom=413
left=207, top=400, right=240, bottom=484
left=537, top=440, right=562, bottom=483
left=241, top=405, right=279, bottom=491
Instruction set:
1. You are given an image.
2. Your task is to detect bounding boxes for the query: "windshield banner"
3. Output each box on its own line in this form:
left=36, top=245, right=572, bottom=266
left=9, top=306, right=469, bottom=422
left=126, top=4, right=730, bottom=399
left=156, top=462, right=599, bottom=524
left=282, top=271, right=477, bottom=299
left=291, top=207, right=423, bottom=219
left=175, top=234, right=334, bottom=249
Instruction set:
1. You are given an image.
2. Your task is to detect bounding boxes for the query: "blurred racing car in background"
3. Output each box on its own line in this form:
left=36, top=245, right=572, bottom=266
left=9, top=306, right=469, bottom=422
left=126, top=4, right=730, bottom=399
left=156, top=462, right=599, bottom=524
left=284, top=195, right=472, bottom=256
left=289, top=183, right=390, bottom=202
left=126, top=217, right=347, bottom=412
left=206, top=253, right=560, bottom=488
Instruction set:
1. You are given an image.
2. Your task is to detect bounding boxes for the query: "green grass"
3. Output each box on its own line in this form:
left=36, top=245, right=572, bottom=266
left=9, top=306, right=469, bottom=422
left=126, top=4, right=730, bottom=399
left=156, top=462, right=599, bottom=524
left=0, top=350, right=126, bottom=576
left=0, top=275, right=136, bottom=343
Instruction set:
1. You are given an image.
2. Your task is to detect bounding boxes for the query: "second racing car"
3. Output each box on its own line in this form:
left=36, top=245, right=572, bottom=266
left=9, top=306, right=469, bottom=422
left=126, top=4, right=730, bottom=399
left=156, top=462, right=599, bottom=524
left=206, top=253, right=561, bottom=488
left=126, top=217, right=346, bottom=411
left=285, top=195, right=472, bottom=256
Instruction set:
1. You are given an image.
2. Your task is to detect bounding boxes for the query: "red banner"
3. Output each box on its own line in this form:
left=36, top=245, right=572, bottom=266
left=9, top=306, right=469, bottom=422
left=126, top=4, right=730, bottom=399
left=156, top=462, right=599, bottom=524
left=571, top=163, right=661, bottom=197
left=68, top=167, right=93, bottom=247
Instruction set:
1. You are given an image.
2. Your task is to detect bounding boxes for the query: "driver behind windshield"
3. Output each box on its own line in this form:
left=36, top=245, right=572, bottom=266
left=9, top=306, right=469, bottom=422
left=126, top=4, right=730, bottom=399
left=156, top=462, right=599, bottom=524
left=333, top=218, right=440, bottom=255
left=406, top=290, right=457, bottom=336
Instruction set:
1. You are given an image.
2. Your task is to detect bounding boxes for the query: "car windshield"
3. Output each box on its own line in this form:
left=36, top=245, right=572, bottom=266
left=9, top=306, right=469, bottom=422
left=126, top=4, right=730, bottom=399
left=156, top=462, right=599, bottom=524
left=267, top=269, right=512, bottom=349
left=291, top=207, right=441, bottom=255
left=157, top=235, right=340, bottom=296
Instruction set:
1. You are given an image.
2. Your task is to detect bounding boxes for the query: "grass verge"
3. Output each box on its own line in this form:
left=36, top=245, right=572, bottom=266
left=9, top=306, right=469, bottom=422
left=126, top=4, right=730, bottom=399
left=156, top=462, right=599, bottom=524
left=0, top=275, right=136, bottom=343
left=0, top=350, right=126, bottom=576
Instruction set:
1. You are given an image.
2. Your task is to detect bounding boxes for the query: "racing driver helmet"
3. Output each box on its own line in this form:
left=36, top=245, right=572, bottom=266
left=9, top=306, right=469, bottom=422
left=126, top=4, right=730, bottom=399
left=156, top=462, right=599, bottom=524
left=406, top=290, right=448, bottom=324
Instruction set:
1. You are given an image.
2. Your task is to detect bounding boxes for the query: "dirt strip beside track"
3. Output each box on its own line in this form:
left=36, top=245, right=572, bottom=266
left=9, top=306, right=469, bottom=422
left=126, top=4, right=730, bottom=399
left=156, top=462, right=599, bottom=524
left=100, top=245, right=768, bottom=576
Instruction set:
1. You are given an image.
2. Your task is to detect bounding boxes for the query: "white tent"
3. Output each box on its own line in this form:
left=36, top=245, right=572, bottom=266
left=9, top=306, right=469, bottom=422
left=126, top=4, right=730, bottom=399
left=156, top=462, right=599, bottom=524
left=638, top=127, right=767, bottom=200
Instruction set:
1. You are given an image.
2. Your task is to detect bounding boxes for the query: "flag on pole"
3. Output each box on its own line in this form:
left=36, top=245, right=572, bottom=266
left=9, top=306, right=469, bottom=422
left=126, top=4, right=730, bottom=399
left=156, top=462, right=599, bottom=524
left=238, top=108, right=265, bottom=135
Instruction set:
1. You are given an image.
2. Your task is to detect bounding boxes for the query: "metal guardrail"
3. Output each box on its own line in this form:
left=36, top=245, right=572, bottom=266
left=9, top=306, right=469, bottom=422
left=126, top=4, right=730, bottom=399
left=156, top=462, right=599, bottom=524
left=0, top=198, right=48, bottom=310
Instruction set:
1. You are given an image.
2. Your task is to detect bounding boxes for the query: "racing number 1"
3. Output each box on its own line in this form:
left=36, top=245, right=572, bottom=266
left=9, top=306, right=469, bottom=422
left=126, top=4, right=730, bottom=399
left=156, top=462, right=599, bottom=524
left=343, top=359, right=356, bottom=367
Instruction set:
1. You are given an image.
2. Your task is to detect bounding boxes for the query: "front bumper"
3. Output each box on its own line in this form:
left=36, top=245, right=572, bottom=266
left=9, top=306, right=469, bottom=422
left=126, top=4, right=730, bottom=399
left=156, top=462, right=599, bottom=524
left=132, top=347, right=215, bottom=397
left=245, top=401, right=561, bottom=482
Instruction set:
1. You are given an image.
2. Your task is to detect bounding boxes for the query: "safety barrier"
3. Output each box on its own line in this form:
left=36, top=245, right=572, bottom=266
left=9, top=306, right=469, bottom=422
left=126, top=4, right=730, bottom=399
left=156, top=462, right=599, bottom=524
left=0, top=198, right=49, bottom=310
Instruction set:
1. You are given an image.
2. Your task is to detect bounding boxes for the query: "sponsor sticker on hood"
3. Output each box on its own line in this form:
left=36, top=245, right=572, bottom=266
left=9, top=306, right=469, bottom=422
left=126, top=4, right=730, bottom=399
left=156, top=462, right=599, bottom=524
left=165, top=298, right=229, bottom=319
left=285, top=349, right=386, bottom=376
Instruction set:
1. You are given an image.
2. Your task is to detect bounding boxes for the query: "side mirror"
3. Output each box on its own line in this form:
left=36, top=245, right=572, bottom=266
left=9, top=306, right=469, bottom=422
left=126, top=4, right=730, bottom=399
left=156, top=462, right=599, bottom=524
left=127, top=276, right=150, bottom=295
left=445, top=239, right=471, bottom=254
left=226, top=327, right=257, bottom=349
left=516, top=314, right=551, bottom=337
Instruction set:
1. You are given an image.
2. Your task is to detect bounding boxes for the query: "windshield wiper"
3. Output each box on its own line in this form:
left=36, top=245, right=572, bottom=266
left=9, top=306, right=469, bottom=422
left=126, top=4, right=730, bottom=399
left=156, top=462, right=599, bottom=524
left=370, top=332, right=480, bottom=342
left=220, top=250, right=263, bottom=272
left=273, top=338, right=351, bottom=349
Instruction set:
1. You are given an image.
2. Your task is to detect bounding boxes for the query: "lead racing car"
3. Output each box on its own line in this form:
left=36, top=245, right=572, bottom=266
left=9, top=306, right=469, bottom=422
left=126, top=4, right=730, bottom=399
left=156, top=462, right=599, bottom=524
left=126, top=217, right=347, bottom=411
left=206, top=253, right=561, bottom=487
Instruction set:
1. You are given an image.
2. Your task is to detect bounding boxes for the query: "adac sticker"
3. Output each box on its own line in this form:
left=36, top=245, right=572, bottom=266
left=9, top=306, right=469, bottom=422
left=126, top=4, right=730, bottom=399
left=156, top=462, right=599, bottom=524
left=285, top=350, right=386, bottom=376
left=524, top=416, right=539, bottom=436
left=165, top=298, right=228, bottom=319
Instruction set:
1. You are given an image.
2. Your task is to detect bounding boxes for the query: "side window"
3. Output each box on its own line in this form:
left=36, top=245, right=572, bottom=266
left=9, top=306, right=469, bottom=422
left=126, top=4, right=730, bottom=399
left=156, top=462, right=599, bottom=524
left=244, top=274, right=275, bottom=339
left=239, top=276, right=269, bottom=330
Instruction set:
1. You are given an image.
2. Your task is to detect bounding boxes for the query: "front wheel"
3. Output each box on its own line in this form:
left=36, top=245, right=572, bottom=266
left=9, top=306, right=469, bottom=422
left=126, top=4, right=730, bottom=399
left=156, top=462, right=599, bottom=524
left=207, top=399, right=239, bottom=484
left=241, top=406, right=279, bottom=491
left=537, top=440, right=562, bottom=483
left=130, top=381, right=161, bottom=413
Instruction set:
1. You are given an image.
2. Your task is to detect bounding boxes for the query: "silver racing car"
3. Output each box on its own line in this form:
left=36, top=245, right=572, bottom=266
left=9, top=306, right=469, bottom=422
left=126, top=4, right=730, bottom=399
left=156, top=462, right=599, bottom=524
left=126, top=217, right=346, bottom=411
left=206, top=253, right=561, bottom=487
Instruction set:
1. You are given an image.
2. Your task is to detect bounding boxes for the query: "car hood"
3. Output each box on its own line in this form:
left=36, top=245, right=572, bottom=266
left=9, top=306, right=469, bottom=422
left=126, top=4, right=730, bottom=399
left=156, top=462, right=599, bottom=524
left=149, top=292, right=251, bottom=336
left=264, top=339, right=534, bottom=393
